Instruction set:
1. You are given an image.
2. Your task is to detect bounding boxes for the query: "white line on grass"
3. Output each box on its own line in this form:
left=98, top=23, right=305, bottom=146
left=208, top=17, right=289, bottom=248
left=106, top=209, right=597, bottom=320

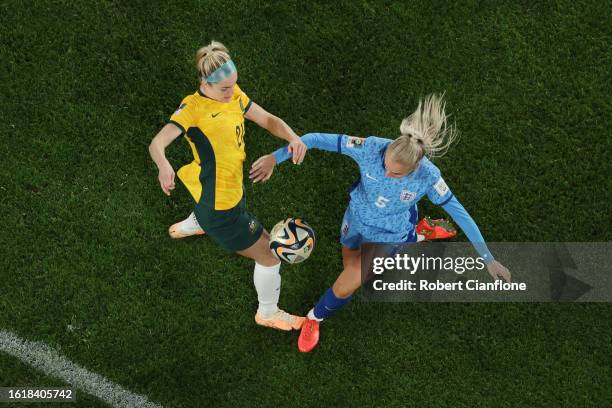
left=0, top=329, right=163, bottom=408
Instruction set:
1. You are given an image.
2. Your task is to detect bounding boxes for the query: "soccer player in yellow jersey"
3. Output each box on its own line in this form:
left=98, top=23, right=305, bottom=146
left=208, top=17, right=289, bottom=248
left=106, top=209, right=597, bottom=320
left=148, top=41, right=307, bottom=331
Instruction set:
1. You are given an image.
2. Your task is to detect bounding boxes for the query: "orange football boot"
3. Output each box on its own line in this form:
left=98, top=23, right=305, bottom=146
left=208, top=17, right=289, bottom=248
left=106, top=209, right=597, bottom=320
left=168, top=212, right=205, bottom=239
left=298, top=318, right=320, bottom=352
left=416, top=217, right=457, bottom=240
left=255, top=310, right=305, bottom=331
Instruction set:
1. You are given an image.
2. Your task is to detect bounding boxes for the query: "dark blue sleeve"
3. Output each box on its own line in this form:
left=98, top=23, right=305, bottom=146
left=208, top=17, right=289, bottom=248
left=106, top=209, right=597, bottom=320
left=272, top=133, right=343, bottom=164
left=441, top=195, right=494, bottom=264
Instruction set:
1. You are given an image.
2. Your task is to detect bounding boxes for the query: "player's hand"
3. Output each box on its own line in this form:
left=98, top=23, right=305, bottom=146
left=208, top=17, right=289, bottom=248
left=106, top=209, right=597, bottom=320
left=288, top=139, right=307, bottom=164
left=250, top=154, right=276, bottom=183
left=158, top=162, right=176, bottom=196
left=487, top=260, right=511, bottom=282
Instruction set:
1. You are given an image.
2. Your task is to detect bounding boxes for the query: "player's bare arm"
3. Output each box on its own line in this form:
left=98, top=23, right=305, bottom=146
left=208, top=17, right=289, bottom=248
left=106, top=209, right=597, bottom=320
left=148, top=123, right=182, bottom=196
left=245, top=102, right=307, bottom=164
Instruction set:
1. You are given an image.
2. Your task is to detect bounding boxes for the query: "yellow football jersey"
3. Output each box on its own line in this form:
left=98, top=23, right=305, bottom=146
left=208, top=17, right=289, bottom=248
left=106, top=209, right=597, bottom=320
left=169, top=84, right=252, bottom=210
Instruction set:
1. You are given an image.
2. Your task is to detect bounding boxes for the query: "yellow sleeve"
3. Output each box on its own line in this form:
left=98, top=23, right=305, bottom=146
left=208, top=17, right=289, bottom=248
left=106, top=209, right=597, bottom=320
left=169, top=96, right=197, bottom=133
left=235, top=85, right=252, bottom=115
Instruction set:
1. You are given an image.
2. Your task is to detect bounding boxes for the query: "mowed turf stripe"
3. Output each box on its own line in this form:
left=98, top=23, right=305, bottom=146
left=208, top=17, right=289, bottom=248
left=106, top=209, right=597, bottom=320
left=0, top=329, right=163, bottom=408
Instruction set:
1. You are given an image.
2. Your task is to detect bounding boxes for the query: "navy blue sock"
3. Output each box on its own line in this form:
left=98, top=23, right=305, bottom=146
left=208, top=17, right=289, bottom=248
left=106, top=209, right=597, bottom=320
left=312, top=287, right=352, bottom=320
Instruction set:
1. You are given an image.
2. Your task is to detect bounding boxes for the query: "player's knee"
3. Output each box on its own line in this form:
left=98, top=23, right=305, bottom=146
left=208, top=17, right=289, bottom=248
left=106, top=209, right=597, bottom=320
left=247, top=232, right=278, bottom=266
left=254, top=250, right=279, bottom=267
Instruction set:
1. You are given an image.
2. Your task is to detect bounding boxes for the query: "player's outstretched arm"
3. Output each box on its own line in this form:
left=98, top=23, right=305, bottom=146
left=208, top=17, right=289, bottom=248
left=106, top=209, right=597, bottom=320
left=440, top=195, right=512, bottom=282
left=250, top=133, right=345, bottom=183
left=275, top=133, right=344, bottom=163
left=244, top=102, right=307, bottom=164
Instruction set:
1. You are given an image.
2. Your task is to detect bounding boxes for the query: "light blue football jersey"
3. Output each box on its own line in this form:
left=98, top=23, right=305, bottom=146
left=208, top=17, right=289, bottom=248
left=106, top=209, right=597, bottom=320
left=272, top=132, right=493, bottom=262
left=338, top=135, right=453, bottom=238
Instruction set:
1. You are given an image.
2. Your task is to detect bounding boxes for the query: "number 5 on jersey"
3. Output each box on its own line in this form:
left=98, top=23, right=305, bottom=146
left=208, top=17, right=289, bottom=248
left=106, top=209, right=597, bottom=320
left=375, top=196, right=389, bottom=208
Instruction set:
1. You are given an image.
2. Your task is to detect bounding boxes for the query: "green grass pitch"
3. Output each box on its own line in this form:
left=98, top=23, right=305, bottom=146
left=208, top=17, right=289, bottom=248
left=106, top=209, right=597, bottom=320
left=1, top=0, right=610, bottom=407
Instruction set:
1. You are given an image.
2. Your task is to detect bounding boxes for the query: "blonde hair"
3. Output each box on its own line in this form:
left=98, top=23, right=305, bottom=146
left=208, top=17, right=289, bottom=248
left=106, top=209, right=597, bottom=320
left=387, top=93, right=459, bottom=167
left=195, top=41, right=231, bottom=82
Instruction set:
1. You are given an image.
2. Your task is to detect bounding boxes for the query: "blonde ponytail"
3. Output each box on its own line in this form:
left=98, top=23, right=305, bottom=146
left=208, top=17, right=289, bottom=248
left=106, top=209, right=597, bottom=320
left=388, top=93, right=459, bottom=167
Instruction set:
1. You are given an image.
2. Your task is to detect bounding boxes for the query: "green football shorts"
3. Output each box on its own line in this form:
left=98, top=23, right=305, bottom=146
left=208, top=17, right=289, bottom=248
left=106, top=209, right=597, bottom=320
left=193, top=196, right=264, bottom=252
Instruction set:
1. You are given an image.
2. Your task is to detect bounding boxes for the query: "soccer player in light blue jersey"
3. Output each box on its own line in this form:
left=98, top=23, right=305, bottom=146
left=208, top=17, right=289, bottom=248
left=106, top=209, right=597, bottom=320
left=250, top=94, right=511, bottom=352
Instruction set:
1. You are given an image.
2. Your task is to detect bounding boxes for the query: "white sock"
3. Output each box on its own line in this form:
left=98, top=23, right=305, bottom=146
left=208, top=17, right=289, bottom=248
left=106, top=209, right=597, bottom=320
left=307, top=308, right=323, bottom=322
left=253, top=262, right=281, bottom=318
left=181, top=212, right=201, bottom=232
left=417, top=234, right=425, bottom=242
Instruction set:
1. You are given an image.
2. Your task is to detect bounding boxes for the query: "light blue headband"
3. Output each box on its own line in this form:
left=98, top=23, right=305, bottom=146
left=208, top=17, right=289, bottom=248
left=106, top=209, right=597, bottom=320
left=205, top=60, right=237, bottom=83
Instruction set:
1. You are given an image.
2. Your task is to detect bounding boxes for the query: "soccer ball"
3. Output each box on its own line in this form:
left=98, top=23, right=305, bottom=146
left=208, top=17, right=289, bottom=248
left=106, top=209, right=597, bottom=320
left=269, top=218, right=316, bottom=264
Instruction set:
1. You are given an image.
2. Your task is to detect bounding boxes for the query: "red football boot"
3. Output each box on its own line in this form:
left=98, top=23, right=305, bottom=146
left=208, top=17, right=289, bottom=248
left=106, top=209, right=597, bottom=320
left=298, top=318, right=320, bottom=352
left=416, top=217, right=457, bottom=240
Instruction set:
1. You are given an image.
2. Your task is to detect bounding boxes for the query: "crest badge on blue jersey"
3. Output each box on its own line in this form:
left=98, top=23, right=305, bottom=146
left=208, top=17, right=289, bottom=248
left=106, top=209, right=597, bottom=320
left=434, top=178, right=450, bottom=196
left=346, top=137, right=364, bottom=148
left=400, top=190, right=416, bottom=202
